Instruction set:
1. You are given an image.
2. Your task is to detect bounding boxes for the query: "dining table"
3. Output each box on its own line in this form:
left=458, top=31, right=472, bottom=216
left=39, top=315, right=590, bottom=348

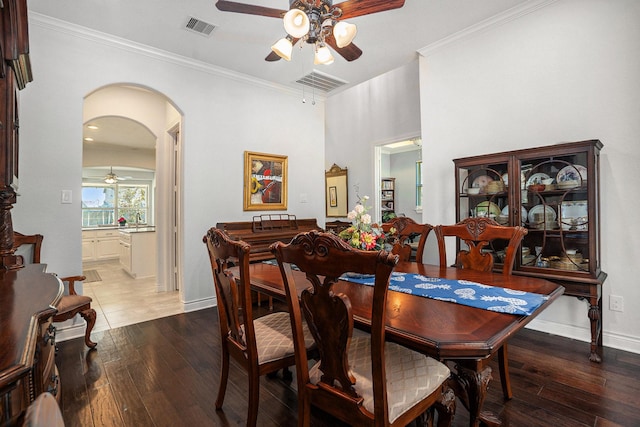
left=244, top=260, right=564, bottom=427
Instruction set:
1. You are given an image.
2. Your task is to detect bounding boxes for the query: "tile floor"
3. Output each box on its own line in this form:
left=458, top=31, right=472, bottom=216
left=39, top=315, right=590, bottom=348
left=81, top=259, right=183, bottom=333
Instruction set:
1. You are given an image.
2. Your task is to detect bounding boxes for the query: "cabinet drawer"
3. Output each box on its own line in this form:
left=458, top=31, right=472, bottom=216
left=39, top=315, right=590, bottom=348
left=119, top=232, right=132, bottom=243
left=82, top=230, right=97, bottom=239
left=97, top=229, right=119, bottom=238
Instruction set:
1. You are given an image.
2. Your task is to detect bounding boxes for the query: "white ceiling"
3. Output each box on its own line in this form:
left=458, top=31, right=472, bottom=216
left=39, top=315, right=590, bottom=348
left=29, top=0, right=530, bottom=94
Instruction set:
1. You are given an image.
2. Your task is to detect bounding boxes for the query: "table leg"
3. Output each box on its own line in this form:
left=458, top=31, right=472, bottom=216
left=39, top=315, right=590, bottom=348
left=449, top=363, right=498, bottom=427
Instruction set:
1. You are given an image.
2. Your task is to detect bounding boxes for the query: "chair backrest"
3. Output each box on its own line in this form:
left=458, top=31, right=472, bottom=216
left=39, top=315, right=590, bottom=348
left=434, top=217, right=527, bottom=275
left=204, top=227, right=259, bottom=364
left=271, top=231, right=398, bottom=423
left=13, top=232, right=44, bottom=264
left=381, top=217, right=433, bottom=262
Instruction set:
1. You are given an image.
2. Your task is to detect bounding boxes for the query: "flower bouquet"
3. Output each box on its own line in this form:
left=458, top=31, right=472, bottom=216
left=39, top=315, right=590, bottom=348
left=338, top=196, right=395, bottom=251
left=118, top=216, right=127, bottom=226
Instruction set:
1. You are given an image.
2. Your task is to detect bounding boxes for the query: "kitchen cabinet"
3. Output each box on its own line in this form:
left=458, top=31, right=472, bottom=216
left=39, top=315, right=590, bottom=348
left=82, top=229, right=121, bottom=261
left=453, top=140, right=606, bottom=362
left=119, top=228, right=156, bottom=278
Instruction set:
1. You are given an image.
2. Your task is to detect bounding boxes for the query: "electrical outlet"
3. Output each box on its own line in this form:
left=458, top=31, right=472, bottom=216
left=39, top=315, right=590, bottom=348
left=609, top=295, right=624, bottom=312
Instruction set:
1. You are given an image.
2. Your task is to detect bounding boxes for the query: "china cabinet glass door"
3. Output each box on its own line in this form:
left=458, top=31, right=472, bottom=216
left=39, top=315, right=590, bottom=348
left=454, top=140, right=606, bottom=362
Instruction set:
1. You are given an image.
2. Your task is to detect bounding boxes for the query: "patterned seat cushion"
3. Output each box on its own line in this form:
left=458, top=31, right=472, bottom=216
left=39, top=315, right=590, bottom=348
left=309, top=335, right=450, bottom=423
left=250, top=311, right=315, bottom=364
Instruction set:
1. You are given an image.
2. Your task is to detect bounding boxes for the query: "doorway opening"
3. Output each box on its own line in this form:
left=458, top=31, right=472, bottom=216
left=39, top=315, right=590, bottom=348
left=81, top=84, right=184, bottom=330
left=374, top=137, right=422, bottom=224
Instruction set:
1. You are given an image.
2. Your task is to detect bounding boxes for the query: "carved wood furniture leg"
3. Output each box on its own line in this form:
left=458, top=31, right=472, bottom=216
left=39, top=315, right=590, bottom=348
left=449, top=363, right=496, bottom=427
left=434, top=385, right=456, bottom=427
left=80, top=308, right=97, bottom=348
left=588, top=295, right=602, bottom=362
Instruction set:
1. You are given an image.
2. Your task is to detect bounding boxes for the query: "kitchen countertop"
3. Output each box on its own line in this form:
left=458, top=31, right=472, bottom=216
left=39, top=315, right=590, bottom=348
left=82, top=225, right=154, bottom=231
left=119, top=226, right=156, bottom=233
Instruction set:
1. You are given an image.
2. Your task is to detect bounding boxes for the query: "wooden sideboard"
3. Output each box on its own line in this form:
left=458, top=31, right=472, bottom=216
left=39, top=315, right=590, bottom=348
left=0, top=264, right=63, bottom=426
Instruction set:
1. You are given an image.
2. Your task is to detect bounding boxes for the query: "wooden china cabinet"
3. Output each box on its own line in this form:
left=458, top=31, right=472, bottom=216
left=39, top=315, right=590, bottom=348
left=453, top=140, right=606, bottom=362
left=0, top=1, right=64, bottom=426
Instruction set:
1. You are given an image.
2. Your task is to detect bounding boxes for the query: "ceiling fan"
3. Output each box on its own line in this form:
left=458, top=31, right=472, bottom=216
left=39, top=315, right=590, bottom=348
left=215, top=0, right=406, bottom=64
left=88, top=167, right=132, bottom=184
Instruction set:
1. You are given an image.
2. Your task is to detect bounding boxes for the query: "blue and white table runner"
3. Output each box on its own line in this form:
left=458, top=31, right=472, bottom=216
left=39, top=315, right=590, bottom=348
left=262, top=260, right=548, bottom=316
left=340, top=272, right=548, bottom=316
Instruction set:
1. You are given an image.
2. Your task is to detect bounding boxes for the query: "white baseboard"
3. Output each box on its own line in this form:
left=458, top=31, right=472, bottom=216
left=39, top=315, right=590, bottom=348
left=55, top=321, right=86, bottom=343
left=183, top=296, right=216, bottom=313
left=527, top=318, right=640, bottom=355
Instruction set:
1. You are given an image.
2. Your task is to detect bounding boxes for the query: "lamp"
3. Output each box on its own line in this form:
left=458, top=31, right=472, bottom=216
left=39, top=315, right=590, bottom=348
left=314, top=44, right=334, bottom=65
left=333, top=21, right=357, bottom=48
left=271, top=2, right=357, bottom=64
left=283, top=8, right=310, bottom=38
left=271, top=36, right=293, bottom=61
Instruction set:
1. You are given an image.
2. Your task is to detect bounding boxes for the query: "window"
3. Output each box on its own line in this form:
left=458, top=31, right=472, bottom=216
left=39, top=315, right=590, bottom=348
left=82, top=184, right=148, bottom=227
left=415, top=160, right=423, bottom=210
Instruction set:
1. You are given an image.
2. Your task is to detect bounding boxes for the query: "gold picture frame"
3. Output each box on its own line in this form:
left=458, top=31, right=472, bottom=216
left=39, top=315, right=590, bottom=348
left=325, top=164, right=348, bottom=217
left=244, top=151, right=288, bottom=211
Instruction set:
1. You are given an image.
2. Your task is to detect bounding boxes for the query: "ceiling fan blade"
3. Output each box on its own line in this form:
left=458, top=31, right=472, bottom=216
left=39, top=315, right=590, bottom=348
left=265, top=51, right=282, bottom=62
left=215, top=0, right=287, bottom=18
left=334, top=0, right=405, bottom=19
left=325, top=34, right=362, bottom=62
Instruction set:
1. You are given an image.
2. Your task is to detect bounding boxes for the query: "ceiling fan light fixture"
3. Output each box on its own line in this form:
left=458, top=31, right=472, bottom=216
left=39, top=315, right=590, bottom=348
left=333, top=21, right=357, bottom=48
left=314, top=45, right=334, bottom=65
left=283, top=8, right=310, bottom=38
left=271, top=37, right=293, bottom=61
left=104, top=166, right=119, bottom=184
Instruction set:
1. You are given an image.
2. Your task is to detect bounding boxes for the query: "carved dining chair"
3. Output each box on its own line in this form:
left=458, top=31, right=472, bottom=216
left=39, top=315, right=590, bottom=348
left=434, top=217, right=528, bottom=400
left=203, top=227, right=316, bottom=427
left=381, top=217, right=433, bottom=262
left=271, top=231, right=455, bottom=427
left=13, top=232, right=97, bottom=349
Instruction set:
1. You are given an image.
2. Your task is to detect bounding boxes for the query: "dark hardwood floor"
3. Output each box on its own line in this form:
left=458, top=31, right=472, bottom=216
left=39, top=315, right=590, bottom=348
left=57, top=305, right=640, bottom=427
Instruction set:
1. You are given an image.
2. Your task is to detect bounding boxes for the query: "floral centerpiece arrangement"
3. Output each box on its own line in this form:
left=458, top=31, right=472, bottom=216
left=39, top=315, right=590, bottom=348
left=118, top=216, right=127, bottom=226
left=338, top=196, right=395, bottom=251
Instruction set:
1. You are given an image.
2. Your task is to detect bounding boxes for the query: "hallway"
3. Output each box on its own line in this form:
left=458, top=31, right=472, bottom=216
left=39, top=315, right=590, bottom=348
left=81, top=259, right=183, bottom=334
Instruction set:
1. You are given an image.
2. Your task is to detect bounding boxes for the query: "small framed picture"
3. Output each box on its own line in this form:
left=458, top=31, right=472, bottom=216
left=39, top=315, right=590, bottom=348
left=329, top=186, right=338, bottom=207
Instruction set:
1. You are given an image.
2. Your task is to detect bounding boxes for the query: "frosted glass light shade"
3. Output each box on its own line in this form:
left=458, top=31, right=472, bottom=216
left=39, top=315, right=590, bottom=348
left=283, top=9, right=310, bottom=38
left=314, top=45, right=334, bottom=65
left=271, top=37, right=293, bottom=61
left=333, top=21, right=357, bottom=48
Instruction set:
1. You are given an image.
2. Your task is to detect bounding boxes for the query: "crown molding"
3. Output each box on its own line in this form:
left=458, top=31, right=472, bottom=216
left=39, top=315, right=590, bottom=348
left=418, top=0, right=558, bottom=57
left=28, top=12, right=315, bottom=99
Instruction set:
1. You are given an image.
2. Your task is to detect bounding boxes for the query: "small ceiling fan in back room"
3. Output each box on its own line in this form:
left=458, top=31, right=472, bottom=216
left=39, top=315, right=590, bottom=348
left=215, top=0, right=405, bottom=65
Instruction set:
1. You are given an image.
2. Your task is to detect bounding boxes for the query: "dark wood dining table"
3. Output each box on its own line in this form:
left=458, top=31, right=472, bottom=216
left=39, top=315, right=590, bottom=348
left=244, top=261, right=564, bottom=427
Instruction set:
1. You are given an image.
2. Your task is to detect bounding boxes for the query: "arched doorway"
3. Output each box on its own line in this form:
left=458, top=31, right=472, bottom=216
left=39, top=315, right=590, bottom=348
left=82, top=84, right=183, bottom=322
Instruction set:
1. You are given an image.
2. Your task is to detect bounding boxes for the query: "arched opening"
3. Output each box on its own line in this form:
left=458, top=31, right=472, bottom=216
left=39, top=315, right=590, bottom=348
left=81, top=84, right=184, bottom=329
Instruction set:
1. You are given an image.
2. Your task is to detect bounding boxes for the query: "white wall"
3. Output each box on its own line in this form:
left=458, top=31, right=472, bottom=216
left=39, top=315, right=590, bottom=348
left=419, top=0, right=640, bottom=352
left=14, top=16, right=325, bottom=309
left=325, top=61, right=421, bottom=216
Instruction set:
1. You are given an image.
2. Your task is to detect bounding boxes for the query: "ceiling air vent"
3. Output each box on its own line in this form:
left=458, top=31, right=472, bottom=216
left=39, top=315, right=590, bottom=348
left=184, top=17, right=216, bottom=37
left=296, top=71, right=346, bottom=93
